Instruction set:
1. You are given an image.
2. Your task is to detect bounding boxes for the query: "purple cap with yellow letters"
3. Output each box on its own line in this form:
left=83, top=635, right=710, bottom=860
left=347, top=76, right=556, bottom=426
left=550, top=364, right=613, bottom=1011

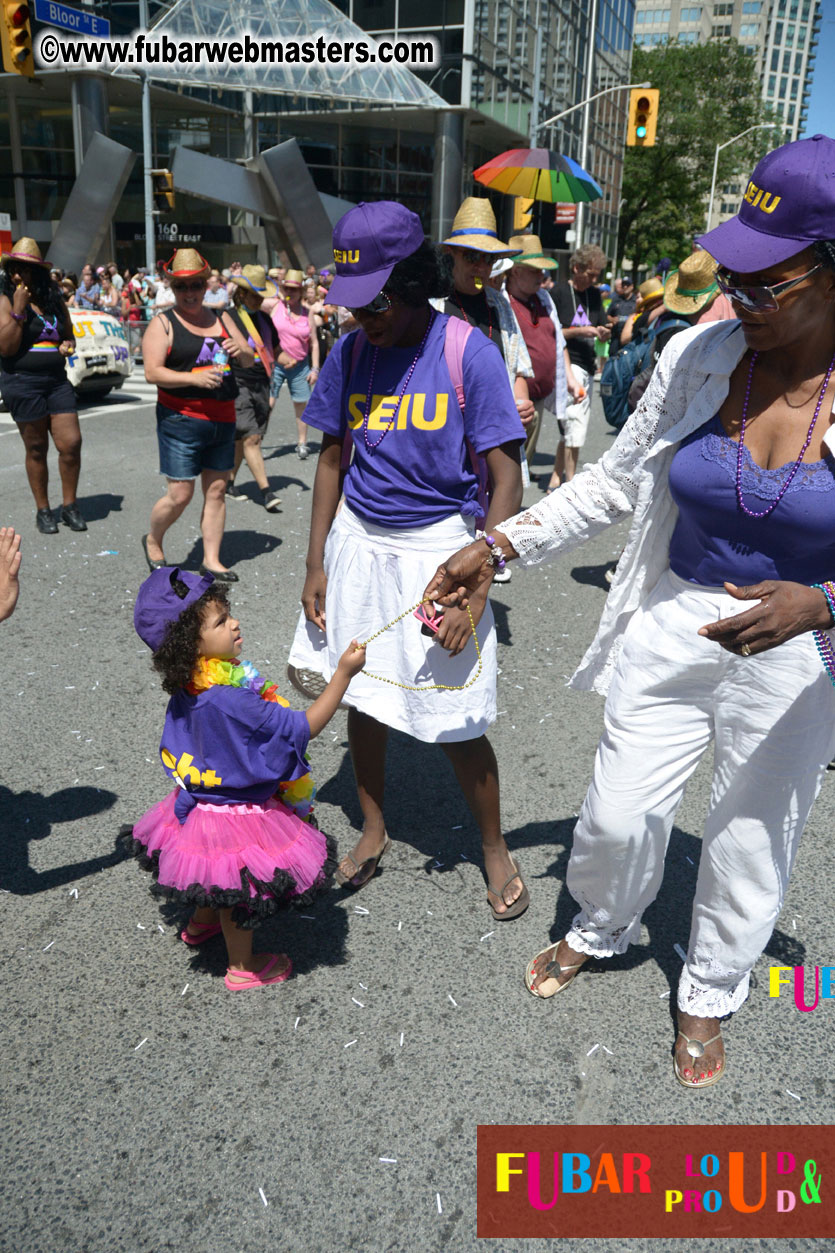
left=697, top=134, right=835, bottom=272
left=327, top=201, right=425, bottom=309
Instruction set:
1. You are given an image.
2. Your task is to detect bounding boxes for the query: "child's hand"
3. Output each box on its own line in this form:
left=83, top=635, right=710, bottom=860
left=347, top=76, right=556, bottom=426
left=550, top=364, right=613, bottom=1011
left=338, top=639, right=366, bottom=677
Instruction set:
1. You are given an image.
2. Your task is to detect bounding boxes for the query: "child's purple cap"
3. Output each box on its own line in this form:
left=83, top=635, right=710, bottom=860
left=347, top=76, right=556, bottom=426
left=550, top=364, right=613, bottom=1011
left=134, top=566, right=215, bottom=652
left=327, top=201, right=425, bottom=309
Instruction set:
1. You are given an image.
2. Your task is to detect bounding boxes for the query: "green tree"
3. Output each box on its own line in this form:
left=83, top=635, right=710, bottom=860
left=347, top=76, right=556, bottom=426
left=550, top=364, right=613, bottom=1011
left=619, top=41, right=784, bottom=274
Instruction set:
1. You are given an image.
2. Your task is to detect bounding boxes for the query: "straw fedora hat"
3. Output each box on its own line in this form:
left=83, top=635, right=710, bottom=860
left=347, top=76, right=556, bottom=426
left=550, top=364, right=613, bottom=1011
left=441, top=198, right=519, bottom=255
left=229, top=264, right=267, bottom=295
left=161, top=248, right=210, bottom=279
left=283, top=269, right=304, bottom=288
left=508, top=234, right=558, bottom=270
left=635, top=277, right=665, bottom=312
left=663, top=250, right=719, bottom=315
left=1, top=237, right=50, bottom=269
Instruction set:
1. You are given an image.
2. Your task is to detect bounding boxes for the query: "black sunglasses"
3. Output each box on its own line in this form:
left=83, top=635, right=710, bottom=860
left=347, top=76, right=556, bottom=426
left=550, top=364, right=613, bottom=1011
left=173, top=280, right=206, bottom=293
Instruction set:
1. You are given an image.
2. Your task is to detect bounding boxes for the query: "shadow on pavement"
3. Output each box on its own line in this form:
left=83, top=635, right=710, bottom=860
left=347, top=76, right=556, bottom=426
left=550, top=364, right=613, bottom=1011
left=181, top=528, right=282, bottom=570
left=79, top=492, right=124, bottom=522
left=0, top=784, right=124, bottom=895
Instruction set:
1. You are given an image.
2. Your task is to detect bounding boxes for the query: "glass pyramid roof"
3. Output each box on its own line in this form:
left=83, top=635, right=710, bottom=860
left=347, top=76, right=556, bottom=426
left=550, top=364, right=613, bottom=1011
left=114, top=0, right=446, bottom=107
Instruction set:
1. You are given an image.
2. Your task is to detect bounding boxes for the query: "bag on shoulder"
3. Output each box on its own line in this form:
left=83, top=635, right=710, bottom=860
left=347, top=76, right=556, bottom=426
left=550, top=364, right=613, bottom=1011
left=599, top=335, right=654, bottom=429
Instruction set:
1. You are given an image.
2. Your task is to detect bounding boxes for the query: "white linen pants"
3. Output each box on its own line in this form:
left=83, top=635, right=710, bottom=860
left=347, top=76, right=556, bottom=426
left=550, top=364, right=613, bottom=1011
left=565, top=569, right=835, bottom=1019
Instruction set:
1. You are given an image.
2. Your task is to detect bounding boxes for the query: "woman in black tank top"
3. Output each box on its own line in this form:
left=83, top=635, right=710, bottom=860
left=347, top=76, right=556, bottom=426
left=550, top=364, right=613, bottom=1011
left=141, top=250, right=253, bottom=581
left=0, top=239, right=87, bottom=535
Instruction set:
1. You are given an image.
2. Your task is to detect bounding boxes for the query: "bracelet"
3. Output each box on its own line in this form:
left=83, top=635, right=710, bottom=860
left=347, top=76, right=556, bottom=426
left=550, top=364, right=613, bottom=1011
left=10, top=311, right=25, bottom=323
left=812, top=581, right=835, bottom=626
left=480, top=532, right=506, bottom=572
left=811, top=582, right=835, bottom=687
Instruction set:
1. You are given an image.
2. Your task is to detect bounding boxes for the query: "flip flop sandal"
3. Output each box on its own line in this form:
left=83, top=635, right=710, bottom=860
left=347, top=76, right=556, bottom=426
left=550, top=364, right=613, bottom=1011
left=334, top=835, right=392, bottom=890
left=487, top=857, right=530, bottom=921
left=524, top=944, right=584, bottom=998
left=180, top=920, right=223, bottom=946
left=224, top=953, right=293, bottom=991
left=674, top=1031, right=725, bottom=1089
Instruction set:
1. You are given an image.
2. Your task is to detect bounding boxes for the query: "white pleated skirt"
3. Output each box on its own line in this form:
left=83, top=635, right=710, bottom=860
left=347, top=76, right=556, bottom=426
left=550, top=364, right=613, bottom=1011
left=288, top=505, right=496, bottom=743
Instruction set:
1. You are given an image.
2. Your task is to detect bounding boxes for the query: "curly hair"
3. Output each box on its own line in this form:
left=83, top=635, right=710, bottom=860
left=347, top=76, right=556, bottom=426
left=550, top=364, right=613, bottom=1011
left=151, top=584, right=230, bottom=694
left=0, top=262, right=69, bottom=329
left=814, top=240, right=835, bottom=274
left=386, top=241, right=452, bottom=307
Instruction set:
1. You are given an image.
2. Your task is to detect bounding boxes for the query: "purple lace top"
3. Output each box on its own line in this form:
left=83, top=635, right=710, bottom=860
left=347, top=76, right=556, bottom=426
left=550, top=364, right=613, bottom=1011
left=668, top=413, right=835, bottom=586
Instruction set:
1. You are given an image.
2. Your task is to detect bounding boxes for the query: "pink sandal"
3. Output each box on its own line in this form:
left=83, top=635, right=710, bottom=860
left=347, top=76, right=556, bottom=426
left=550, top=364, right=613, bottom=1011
left=180, top=920, right=223, bottom=946
left=224, top=953, right=293, bottom=991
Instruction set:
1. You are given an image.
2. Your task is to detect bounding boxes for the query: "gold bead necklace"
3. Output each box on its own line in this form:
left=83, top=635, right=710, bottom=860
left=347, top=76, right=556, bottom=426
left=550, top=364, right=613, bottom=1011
left=359, top=598, right=482, bottom=692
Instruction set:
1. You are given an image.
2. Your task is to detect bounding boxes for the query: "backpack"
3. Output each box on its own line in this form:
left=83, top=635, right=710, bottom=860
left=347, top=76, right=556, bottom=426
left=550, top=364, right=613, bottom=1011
left=344, top=314, right=492, bottom=524
left=599, top=315, right=690, bottom=430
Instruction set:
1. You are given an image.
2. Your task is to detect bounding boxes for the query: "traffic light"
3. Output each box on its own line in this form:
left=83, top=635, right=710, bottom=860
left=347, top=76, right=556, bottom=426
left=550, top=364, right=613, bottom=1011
left=512, top=196, right=534, bottom=232
left=151, top=169, right=175, bottom=212
left=1, top=1, right=34, bottom=77
left=626, top=88, right=659, bottom=147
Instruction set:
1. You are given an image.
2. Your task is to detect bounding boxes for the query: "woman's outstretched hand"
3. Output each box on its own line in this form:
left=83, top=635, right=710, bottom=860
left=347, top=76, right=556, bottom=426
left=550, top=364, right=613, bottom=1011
left=422, top=540, right=494, bottom=610
left=697, top=580, right=832, bottom=656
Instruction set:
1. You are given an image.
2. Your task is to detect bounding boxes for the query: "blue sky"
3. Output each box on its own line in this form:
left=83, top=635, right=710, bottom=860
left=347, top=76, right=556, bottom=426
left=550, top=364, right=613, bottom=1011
left=802, top=0, right=834, bottom=136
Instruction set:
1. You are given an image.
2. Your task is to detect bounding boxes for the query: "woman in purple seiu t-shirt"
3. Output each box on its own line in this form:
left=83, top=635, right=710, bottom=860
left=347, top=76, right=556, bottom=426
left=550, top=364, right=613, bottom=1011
left=288, top=201, right=531, bottom=918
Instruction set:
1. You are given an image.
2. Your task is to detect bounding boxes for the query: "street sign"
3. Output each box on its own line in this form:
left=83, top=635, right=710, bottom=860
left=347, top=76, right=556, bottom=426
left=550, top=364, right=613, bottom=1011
left=33, top=0, right=109, bottom=37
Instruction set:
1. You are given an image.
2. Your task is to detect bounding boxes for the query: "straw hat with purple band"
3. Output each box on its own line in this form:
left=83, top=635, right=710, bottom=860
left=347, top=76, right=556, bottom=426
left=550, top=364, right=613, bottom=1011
left=441, top=197, right=520, bottom=255
left=161, top=248, right=211, bottom=279
left=508, top=233, right=558, bottom=270
left=1, top=237, right=50, bottom=269
left=663, top=250, right=719, bottom=316
left=697, top=134, right=835, bottom=271
left=134, top=566, right=215, bottom=652
left=229, top=264, right=267, bottom=296
left=327, top=201, right=425, bottom=308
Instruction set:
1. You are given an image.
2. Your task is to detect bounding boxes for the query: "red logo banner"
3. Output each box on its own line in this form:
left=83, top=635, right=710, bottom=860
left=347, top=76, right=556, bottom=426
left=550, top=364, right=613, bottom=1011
left=477, top=1125, right=833, bottom=1238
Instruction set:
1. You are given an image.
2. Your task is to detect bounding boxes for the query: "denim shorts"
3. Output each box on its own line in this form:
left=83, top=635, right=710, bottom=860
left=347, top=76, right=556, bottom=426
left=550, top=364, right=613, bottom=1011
left=156, top=404, right=235, bottom=480
left=270, top=358, right=310, bottom=403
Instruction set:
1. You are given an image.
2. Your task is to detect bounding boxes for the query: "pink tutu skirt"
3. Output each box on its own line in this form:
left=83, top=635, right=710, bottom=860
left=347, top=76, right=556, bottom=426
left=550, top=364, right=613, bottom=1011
left=123, top=789, right=336, bottom=926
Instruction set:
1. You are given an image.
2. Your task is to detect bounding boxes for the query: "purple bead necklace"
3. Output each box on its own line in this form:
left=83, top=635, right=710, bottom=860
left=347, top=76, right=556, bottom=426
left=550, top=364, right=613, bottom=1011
left=361, top=311, right=436, bottom=453
left=736, top=349, right=835, bottom=519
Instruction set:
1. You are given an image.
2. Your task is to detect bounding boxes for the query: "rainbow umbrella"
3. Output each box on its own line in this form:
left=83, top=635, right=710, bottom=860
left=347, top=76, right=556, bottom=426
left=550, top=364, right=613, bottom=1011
left=473, top=148, right=603, bottom=204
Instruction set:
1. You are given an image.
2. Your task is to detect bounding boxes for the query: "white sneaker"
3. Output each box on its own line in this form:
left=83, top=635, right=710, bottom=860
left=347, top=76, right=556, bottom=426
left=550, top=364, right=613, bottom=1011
left=296, top=443, right=310, bottom=460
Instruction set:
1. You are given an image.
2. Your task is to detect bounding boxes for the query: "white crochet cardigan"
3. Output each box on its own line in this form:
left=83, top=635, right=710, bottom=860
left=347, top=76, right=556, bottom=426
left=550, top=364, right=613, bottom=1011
left=500, top=319, right=761, bottom=695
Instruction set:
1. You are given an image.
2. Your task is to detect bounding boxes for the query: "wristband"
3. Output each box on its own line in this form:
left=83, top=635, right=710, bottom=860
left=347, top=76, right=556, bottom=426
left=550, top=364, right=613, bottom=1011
left=10, top=311, right=25, bottom=323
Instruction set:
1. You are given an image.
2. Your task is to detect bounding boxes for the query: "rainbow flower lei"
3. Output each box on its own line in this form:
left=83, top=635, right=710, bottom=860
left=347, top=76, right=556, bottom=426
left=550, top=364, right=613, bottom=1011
left=188, top=656, right=316, bottom=818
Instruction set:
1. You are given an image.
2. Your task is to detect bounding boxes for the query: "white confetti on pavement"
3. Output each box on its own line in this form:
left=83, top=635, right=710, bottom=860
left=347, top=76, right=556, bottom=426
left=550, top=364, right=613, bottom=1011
left=259, top=1187, right=269, bottom=1207
left=344, top=1039, right=357, bottom=1048
left=42, top=941, right=54, bottom=951
left=786, top=1089, right=801, bottom=1101
left=436, top=1193, right=443, bottom=1214
left=448, top=994, right=458, bottom=1007
left=134, top=1038, right=148, bottom=1051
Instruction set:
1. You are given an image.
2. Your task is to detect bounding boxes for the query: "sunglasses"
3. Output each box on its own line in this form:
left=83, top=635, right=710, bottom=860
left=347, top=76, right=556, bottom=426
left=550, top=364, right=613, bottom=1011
left=173, top=280, right=206, bottom=293
left=456, top=248, right=493, bottom=267
left=347, top=290, right=392, bottom=316
left=715, top=262, right=822, bottom=313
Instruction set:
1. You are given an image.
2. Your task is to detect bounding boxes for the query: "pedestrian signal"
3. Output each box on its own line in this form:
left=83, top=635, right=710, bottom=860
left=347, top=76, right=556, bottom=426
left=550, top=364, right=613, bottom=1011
left=152, top=169, right=175, bottom=212
left=1, top=1, right=33, bottom=77
left=627, top=88, right=659, bottom=147
left=512, top=197, right=534, bottom=232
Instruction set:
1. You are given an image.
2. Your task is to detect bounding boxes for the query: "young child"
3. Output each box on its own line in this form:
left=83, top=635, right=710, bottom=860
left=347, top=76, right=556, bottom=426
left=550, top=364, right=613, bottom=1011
left=125, top=566, right=365, bottom=990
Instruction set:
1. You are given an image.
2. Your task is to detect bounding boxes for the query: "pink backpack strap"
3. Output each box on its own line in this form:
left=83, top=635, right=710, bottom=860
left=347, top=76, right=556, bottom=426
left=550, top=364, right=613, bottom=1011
left=443, top=313, right=472, bottom=411
left=443, top=314, right=490, bottom=527
left=341, top=330, right=367, bottom=471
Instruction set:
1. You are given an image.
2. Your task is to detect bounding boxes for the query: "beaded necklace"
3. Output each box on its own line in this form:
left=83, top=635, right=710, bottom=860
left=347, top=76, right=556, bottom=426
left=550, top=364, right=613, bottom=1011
left=452, top=291, right=494, bottom=339
left=736, top=349, right=835, bottom=519
left=360, top=598, right=482, bottom=691
left=361, top=311, right=436, bottom=453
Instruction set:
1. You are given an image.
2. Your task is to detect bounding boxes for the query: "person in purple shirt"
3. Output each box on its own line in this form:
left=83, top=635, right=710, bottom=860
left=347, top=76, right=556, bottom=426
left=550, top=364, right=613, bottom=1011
left=124, top=566, right=366, bottom=990
left=288, top=200, right=530, bottom=919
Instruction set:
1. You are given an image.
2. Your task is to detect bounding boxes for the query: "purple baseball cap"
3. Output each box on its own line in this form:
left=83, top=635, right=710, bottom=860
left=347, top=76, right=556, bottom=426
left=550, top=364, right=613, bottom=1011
left=134, top=566, right=215, bottom=652
left=327, top=201, right=425, bottom=308
left=697, top=134, right=835, bottom=272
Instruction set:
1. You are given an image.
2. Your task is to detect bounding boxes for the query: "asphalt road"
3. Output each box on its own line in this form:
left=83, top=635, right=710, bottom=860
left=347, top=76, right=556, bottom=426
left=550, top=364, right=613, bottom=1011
left=1, top=373, right=833, bottom=1253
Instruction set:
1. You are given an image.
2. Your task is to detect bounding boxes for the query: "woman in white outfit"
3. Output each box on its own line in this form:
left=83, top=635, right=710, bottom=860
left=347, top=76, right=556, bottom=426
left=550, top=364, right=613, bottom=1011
left=425, top=135, right=835, bottom=1087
